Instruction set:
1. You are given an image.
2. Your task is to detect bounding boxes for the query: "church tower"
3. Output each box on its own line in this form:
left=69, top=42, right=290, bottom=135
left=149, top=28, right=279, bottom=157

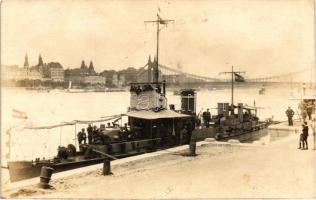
left=80, top=60, right=87, bottom=69
left=23, top=53, right=29, bottom=68
left=88, top=61, right=96, bottom=75
left=38, top=54, right=44, bottom=66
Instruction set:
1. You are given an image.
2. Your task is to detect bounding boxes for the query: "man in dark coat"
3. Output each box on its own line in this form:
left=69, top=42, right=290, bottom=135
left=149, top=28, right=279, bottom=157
left=77, top=128, right=86, bottom=144
left=285, top=107, right=294, bottom=126
left=81, top=129, right=87, bottom=144
left=93, top=125, right=100, bottom=142
left=202, top=109, right=211, bottom=128
left=302, top=122, right=309, bottom=150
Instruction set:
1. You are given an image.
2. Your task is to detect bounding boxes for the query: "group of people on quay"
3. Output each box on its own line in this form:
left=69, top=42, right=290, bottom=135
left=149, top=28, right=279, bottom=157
left=285, top=100, right=315, bottom=150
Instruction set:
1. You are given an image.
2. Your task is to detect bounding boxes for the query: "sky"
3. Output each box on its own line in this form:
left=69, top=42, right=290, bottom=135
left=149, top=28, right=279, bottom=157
left=1, top=0, right=315, bottom=80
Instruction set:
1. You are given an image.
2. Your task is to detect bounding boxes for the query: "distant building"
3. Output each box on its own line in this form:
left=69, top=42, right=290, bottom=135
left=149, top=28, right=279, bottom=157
left=112, top=73, right=119, bottom=86
left=2, top=65, right=27, bottom=81
left=111, top=73, right=126, bottom=87
left=83, top=76, right=106, bottom=85
left=2, top=64, right=42, bottom=81
left=26, top=69, right=42, bottom=80
left=119, top=74, right=125, bottom=87
left=64, top=60, right=103, bottom=85
left=47, top=62, right=64, bottom=82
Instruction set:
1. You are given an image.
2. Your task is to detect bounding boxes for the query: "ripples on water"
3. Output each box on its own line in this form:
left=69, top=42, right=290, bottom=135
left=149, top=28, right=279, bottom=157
left=0, top=86, right=309, bottom=161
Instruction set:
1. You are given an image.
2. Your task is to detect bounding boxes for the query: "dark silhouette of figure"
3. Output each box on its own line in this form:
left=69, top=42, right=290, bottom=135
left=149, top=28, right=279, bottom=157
left=286, top=107, right=294, bottom=126
left=92, top=125, right=98, bottom=144
left=243, top=111, right=250, bottom=122
left=77, top=128, right=86, bottom=144
left=298, top=122, right=309, bottom=150
left=302, top=122, right=309, bottom=150
left=202, top=109, right=211, bottom=128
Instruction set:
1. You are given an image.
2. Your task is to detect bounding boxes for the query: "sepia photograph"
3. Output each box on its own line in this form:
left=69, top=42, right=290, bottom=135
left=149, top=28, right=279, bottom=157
left=1, top=0, right=315, bottom=199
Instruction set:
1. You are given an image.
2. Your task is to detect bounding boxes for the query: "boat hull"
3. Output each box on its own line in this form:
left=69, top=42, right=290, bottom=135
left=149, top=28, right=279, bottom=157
left=7, top=157, right=104, bottom=182
left=7, top=126, right=268, bottom=182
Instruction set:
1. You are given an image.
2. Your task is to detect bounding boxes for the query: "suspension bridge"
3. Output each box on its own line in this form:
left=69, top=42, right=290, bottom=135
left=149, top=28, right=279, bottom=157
left=135, top=57, right=313, bottom=84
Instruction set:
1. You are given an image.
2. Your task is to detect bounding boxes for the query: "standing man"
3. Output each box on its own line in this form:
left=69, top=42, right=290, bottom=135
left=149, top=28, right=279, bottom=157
left=302, top=122, right=309, bottom=150
left=202, top=109, right=211, bottom=128
left=77, top=128, right=85, bottom=145
left=92, top=125, right=98, bottom=144
left=285, top=107, right=294, bottom=126
left=81, top=128, right=87, bottom=144
left=87, top=124, right=93, bottom=144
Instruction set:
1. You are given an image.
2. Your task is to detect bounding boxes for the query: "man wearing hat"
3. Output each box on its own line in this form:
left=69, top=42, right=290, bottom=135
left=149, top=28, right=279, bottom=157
left=285, top=107, right=294, bottom=126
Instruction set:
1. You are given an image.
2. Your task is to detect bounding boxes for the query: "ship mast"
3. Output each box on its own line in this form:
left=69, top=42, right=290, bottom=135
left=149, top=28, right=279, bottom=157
left=145, top=14, right=174, bottom=82
left=220, top=66, right=245, bottom=114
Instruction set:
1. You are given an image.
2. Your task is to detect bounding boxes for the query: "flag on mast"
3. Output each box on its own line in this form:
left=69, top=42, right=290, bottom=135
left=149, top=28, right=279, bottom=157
left=234, top=73, right=245, bottom=82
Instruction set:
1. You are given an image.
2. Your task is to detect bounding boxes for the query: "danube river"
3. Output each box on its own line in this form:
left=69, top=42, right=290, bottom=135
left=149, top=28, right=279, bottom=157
left=1, top=85, right=312, bottom=162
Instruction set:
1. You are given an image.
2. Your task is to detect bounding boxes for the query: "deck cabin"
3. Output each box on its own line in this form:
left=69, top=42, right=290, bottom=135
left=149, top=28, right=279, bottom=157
left=125, top=82, right=195, bottom=147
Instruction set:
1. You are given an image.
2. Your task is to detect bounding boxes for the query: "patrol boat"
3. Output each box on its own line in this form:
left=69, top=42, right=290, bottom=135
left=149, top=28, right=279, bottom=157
left=6, top=14, right=272, bottom=182
left=7, top=78, right=196, bottom=182
left=7, top=13, right=195, bottom=182
left=188, top=66, right=270, bottom=142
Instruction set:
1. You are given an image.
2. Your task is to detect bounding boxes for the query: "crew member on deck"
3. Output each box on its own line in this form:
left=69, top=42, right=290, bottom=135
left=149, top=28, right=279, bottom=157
left=77, top=128, right=86, bottom=144
left=82, top=129, right=87, bottom=144
left=285, top=107, right=294, bottom=126
left=202, top=109, right=211, bottom=128
left=87, top=124, right=93, bottom=144
left=243, top=111, right=250, bottom=122
left=92, top=125, right=98, bottom=144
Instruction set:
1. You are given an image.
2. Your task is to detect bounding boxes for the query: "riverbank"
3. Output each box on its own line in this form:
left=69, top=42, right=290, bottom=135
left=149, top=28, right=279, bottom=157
left=3, top=130, right=315, bottom=199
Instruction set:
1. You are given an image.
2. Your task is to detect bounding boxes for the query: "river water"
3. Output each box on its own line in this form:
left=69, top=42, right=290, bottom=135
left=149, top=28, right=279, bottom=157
left=1, top=85, right=312, bottom=162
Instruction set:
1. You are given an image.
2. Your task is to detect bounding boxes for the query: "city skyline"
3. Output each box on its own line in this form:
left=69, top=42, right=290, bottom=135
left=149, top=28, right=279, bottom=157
left=1, top=0, right=314, bottom=81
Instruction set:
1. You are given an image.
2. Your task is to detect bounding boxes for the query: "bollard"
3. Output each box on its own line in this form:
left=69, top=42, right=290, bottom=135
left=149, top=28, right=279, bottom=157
left=38, top=166, right=54, bottom=189
left=188, top=141, right=196, bottom=156
left=103, top=159, right=111, bottom=175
